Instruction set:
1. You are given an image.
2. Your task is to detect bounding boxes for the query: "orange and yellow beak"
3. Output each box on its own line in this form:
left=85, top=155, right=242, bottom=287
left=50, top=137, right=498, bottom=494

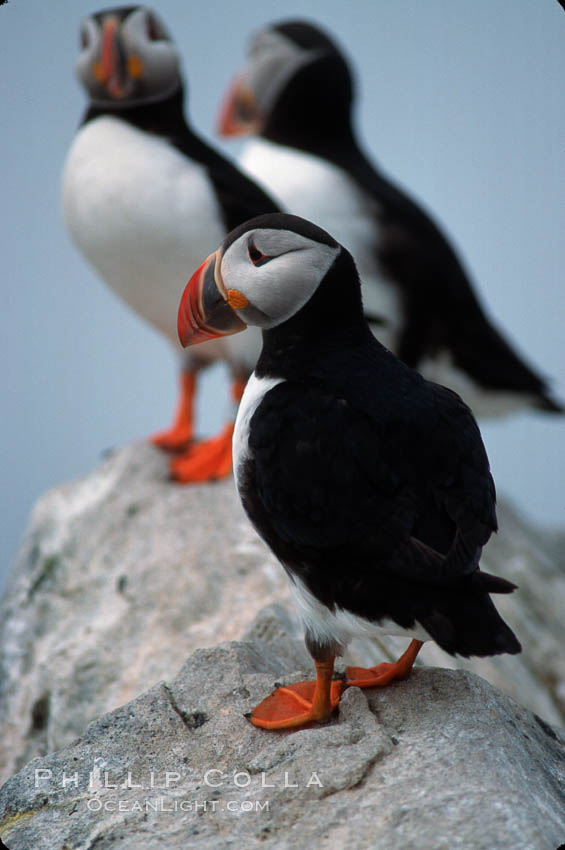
left=92, top=16, right=143, bottom=98
left=178, top=250, right=247, bottom=347
left=217, top=73, right=263, bottom=137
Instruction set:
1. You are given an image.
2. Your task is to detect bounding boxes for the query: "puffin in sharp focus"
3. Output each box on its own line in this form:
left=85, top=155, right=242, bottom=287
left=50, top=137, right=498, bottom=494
left=61, top=5, right=280, bottom=482
left=177, top=212, right=521, bottom=730
left=218, top=19, right=562, bottom=418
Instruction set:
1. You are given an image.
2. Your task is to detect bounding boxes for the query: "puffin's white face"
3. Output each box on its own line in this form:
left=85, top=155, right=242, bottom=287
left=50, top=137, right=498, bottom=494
left=246, top=30, right=318, bottom=116
left=178, top=218, right=340, bottom=347
left=217, top=27, right=320, bottom=136
left=77, top=6, right=181, bottom=106
left=220, top=227, right=339, bottom=329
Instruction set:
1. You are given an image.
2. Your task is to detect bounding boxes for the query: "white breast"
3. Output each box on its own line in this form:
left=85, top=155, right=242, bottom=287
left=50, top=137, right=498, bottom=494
left=232, top=372, right=284, bottom=493
left=239, top=139, right=402, bottom=351
left=61, top=116, right=261, bottom=373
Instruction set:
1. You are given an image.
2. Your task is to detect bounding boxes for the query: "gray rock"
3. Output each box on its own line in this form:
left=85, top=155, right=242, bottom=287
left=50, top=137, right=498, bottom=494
left=0, top=443, right=292, bottom=783
left=1, top=441, right=564, bottom=789
left=1, top=614, right=564, bottom=850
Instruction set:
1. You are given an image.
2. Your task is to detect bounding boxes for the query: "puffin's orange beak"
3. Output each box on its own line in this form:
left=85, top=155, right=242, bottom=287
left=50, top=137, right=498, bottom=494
left=92, top=16, right=143, bottom=98
left=217, top=74, right=263, bottom=137
left=178, top=250, right=247, bottom=347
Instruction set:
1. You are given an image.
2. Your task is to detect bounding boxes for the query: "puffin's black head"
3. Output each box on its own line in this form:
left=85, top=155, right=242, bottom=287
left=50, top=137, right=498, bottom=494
left=178, top=213, right=363, bottom=348
left=217, top=19, right=355, bottom=149
left=76, top=5, right=182, bottom=106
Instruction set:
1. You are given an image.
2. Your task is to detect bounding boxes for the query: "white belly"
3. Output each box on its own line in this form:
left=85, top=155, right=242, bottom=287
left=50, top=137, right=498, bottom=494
left=239, top=138, right=402, bottom=351
left=61, top=116, right=260, bottom=372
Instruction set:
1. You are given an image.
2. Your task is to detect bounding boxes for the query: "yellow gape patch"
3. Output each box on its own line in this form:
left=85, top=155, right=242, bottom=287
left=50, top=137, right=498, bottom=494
left=227, top=289, right=249, bottom=309
left=92, top=61, right=105, bottom=82
left=127, top=55, right=144, bottom=79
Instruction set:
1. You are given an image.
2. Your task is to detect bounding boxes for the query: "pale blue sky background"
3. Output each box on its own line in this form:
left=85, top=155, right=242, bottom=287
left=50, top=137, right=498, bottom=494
left=1, top=0, right=564, bottom=590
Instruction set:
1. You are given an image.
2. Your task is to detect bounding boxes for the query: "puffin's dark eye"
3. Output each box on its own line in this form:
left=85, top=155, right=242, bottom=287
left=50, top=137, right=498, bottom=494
left=248, top=243, right=271, bottom=267
left=146, top=15, right=163, bottom=41
left=80, top=28, right=89, bottom=49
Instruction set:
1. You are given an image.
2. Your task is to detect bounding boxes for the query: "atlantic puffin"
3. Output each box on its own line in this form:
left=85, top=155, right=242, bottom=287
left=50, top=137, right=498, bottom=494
left=61, top=5, right=280, bottom=482
left=177, top=213, right=521, bottom=730
left=218, top=20, right=562, bottom=418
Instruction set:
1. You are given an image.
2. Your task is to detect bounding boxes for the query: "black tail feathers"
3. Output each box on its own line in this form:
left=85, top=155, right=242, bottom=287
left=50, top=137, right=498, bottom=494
left=417, top=570, right=521, bottom=658
left=471, top=570, right=518, bottom=595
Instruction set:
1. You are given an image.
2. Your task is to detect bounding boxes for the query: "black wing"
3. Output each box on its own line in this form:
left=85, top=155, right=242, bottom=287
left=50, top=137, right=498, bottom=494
left=244, top=375, right=520, bottom=657
left=246, top=377, right=497, bottom=589
left=204, top=154, right=282, bottom=231
left=340, top=149, right=561, bottom=409
left=168, top=125, right=281, bottom=229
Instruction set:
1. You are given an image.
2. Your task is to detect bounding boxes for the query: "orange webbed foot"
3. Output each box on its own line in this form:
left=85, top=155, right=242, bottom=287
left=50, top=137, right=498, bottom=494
left=170, top=422, right=234, bottom=483
left=249, top=679, right=342, bottom=730
left=151, top=423, right=194, bottom=453
left=346, top=639, right=423, bottom=688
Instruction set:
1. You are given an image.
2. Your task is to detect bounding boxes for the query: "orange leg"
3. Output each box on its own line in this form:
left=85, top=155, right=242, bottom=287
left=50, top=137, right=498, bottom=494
left=151, top=371, right=195, bottom=452
left=249, top=657, right=342, bottom=730
left=230, top=376, right=247, bottom=405
left=169, top=377, right=248, bottom=484
left=346, top=639, right=423, bottom=688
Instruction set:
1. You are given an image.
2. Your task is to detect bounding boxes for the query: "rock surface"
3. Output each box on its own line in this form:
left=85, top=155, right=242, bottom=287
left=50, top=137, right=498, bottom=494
left=1, top=610, right=564, bottom=850
left=1, top=440, right=564, bottom=789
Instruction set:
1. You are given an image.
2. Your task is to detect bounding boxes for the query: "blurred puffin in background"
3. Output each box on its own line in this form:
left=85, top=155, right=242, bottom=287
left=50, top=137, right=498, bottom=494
left=178, top=212, right=520, bottom=730
left=218, top=19, right=562, bottom=418
left=62, top=5, right=280, bottom=483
